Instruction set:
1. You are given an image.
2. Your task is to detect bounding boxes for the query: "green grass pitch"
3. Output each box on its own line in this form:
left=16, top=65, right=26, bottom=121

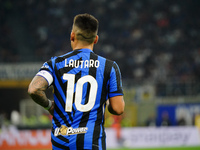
left=107, top=146, right=200, bottom=150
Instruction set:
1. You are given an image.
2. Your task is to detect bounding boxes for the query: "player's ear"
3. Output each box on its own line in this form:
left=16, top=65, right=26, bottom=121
left=94, top=35, right=98, bottom=44
left=70, top=31, right=75, bottom=42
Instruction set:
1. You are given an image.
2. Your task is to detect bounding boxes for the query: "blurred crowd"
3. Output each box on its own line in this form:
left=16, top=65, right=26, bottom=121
left=1, top=0, right=200, bottom=95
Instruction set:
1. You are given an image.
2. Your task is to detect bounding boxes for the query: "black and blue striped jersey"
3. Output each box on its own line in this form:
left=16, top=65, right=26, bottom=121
left=38, top=48, right=123, bottom=150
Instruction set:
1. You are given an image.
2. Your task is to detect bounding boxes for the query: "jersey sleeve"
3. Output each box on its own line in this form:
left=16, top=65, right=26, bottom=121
left=108, top=61, right=124, bottom=98
left=36, top=60, right=54, bottom=86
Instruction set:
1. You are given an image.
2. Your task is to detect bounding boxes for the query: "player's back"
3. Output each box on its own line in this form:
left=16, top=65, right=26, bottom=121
left=41, top=48, right=123, bottom=150
left=51, top=48, right=111, bottom=125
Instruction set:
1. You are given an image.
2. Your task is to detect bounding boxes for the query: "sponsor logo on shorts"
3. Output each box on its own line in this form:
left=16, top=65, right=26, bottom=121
left=54, top=125, right=88, bottom=136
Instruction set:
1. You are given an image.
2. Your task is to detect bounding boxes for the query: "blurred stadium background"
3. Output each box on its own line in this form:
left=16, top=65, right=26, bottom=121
left=1, top=0, right=200, bottom=149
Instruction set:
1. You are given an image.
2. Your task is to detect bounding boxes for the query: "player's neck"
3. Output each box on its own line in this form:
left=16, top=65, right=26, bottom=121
left=72, top=41, right=94, bottom=51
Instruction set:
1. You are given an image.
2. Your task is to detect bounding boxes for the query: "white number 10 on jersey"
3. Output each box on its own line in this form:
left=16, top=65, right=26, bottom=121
left=63, top=74, right=98, bottom=112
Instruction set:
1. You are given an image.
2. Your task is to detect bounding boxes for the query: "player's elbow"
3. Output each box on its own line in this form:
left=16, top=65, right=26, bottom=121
left=27, top=85, right=38, bottom=97
left=114, top=102, right=125, bottom=115
left=119, top=103, right=125, bottom=115
left=108, top=96, right=125, bottom=115
left=108, top=104, right=124, bottom=115
left=115, top=110, right=124, bottom=116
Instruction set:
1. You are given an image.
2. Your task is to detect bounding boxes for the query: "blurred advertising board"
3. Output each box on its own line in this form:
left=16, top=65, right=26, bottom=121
left=0, top=63, right=42, bottom=80
left=0, top=63, right=42, bottom=88
left=1, top=126, right=200, bottom=149
left=106, top=127, right=200, bottom=148
left=157, top=103, right=200, bottom=126
left=0, top=126, right=51, bottom=150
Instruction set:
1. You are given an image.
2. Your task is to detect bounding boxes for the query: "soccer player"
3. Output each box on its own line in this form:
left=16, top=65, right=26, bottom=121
left=28, top=13, right=125, bottom=150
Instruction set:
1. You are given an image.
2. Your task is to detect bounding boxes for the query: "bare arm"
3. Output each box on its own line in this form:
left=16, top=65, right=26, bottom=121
left=107, top=95, right=125, bottom=115
left=28, top=75, right=54, bottom=115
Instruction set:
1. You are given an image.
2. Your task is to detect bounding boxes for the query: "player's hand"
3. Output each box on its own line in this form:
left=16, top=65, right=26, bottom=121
left=48, top=101, right=54, bottom=116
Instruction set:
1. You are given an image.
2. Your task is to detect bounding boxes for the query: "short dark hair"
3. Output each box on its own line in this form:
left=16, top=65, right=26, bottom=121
left=73, top=13, right=99, bottom=43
